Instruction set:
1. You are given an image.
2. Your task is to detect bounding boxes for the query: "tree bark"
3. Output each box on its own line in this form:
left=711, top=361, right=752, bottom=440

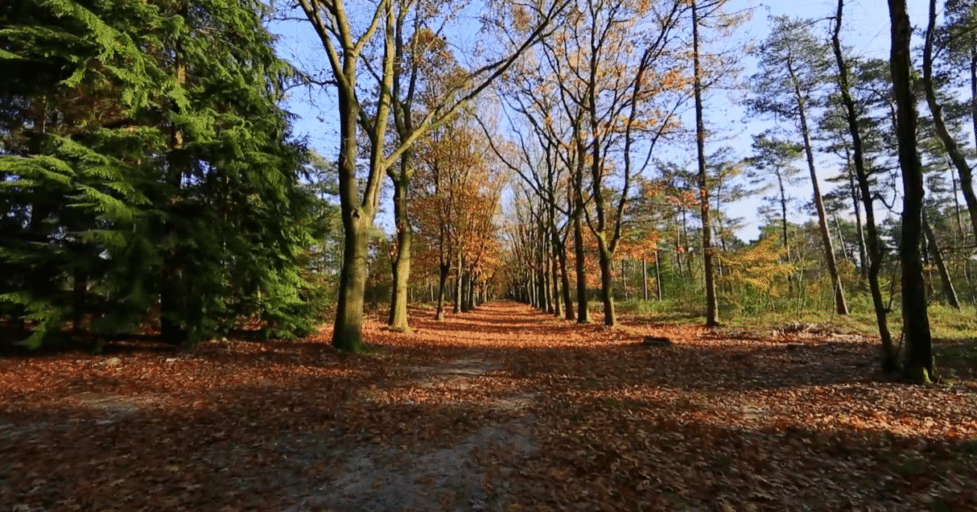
left=834, top=215, right=851, bottom=264
left=777, top=169, right=791, bottom=273
left=573, top=205, right=590, bottom=323
left=952, top=171, right=977, bottom=303
left=791, top=63, right=848, bottom=315
left=551, top=243, right=563, bottom=317
left=465, top=274, right=476, bottom=311
left=845, top=153, right=868, bottom=279
left=387, top=175, right=412, bottom=332
left=333, top=215, right=371, bottom=351
left=642, top=258, right=649, bottom=301
left=923, top=211, right=961, bottom=309
left=542, top=234, right=553, bottom=313
left=890, top=0, right=935, bottom=382
left=923, top=0, right=977, bottom=244
left=832, top=0, right=895, bottom=370
left=693, top=0, right=718, bottom=327
left=453, top=254, right=463, bottom=314
left=435, top=263, right=448, bottom=320
left=555, top=228, right=575, bottom=320
left=596, top=240, right=617, bottom=326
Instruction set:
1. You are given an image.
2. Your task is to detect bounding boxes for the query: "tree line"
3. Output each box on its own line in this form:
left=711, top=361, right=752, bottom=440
left=1, top=0, right=970, bottom=383
left=497, top=0, right=973, bottom=384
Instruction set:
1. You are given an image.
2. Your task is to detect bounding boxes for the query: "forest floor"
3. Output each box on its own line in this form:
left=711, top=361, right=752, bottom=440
left=2, top=301, right=977, bottom=512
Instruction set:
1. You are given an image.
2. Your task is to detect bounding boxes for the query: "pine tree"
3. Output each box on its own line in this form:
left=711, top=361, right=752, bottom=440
left=1, top=0, right=326, bottom=347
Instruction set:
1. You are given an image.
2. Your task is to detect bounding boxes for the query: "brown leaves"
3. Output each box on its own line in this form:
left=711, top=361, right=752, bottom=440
left=2, top=302, right=977, bottom=511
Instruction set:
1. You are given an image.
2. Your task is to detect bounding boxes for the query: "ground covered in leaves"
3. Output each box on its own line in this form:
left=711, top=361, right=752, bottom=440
left=2, top=301, right=977, bottom=511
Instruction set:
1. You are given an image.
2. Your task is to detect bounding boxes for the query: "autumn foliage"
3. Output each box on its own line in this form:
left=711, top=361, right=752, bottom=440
left=3, top=302, right=976, bottom=510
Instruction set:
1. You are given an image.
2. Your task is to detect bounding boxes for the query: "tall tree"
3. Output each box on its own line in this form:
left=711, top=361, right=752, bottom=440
left=830, top=0, right=896, bottom=371
left=749, top=16, right=849, bottom=315
left=386, top=10, right=471, bottom=333
left=691, top=0, right=718, bottom=326
left=689, top=0, right=744, bottom=327
left=888, top=0, right=935, bottom=382
left=922, top=0, right=977, bottom=247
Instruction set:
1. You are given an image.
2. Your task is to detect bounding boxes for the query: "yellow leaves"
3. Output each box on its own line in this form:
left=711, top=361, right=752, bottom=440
left=720, top=236, right=792, bottom=296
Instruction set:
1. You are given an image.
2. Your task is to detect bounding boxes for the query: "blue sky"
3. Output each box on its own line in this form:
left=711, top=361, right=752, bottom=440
left=271, top=0, right=934, bottom=241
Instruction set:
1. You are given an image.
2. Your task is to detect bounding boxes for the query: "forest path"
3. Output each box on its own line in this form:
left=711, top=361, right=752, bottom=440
left=292, top=302, right=554, bottom=512
left=2, top=302, right=977, bottom=511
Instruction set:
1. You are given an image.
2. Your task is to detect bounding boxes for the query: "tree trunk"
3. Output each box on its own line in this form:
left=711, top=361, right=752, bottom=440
left=923, top=0, right=977, bottom=244
left=923, top=211, right=961, bottom=309
left=778, top=171, right=792, bottom=287
left=832, top=0, right=895, bottom=370
left=597, top=238, right=617, bottom=326
left=551, top=246, right=563, bottom=317
left=642, top=258, right=649, bottom=301
left=387, top=176, right=412, bottom=332
left=453, top=256, right=462, bottom=314
left=971, top=46, right=977, bottom=167
left=542, top=241, right=553, bottom=314
left=890, top=0, right=935, bottom=382
left=466, top=275, right=476, bottom=311
left=161, top=28, right=188, bottom=346
left=461, top=271, right=472, bottom=312
left=846, top=154, right=868, bottom=279
left=692, top=0, right=719, bottom=327
left=555, top=231, right=575, bottom=320
left=573, top=207, right=590, bottom=323
left=834, top=215, right=851, bottom=265
left=435, top=264, right=448, bottom=320
left=791, top=66, right=848, bottom=315
left=952, top=171, right=977, bottom=303
left=333, top=215, right=371, bottom=352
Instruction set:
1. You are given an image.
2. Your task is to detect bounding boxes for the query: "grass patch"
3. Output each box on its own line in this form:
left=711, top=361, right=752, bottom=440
left=613, top=296, right=977, bottom=341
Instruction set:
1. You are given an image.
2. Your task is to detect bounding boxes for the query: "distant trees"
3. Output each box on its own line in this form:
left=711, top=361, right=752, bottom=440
left=412, top=120, right=503, bottom=319
left=830, top=0, right=895, bottom=370
left=293, top=0, right=567, bottom=351
left=891, top=0, right=933, bottom=382
left=500, top=0, right=688, bottom=326
left=749, top=16, right=849, bottom=316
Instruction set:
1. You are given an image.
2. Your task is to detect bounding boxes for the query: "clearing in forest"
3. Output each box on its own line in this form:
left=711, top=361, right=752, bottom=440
left=2, top=301, right=977, bottom=511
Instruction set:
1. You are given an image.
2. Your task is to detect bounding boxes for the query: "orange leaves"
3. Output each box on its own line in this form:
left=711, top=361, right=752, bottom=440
left=411, top=121, right=503, bottom=278
left=3, top=302, right=977, bottom=511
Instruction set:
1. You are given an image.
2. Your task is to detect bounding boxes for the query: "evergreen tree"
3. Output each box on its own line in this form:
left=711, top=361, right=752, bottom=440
left=0, top=0, right=326, bottom=347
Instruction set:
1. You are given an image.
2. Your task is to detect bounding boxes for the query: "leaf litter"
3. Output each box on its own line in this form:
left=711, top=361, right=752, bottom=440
left=1, top=301, right=976, bottom=511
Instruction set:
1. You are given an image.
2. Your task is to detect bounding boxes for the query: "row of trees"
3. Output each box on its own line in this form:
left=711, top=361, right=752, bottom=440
left=3, top=0, right=971, bottom=386
left=499, top=0, right=976, bottom=382
left=289, top=0, right=569, bottom=350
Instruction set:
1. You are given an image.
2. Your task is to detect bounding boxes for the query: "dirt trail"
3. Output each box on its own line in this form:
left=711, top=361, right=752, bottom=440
left=293, top=303, right=548, bottom=511
left=2, top=301, right=977, bottom=511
